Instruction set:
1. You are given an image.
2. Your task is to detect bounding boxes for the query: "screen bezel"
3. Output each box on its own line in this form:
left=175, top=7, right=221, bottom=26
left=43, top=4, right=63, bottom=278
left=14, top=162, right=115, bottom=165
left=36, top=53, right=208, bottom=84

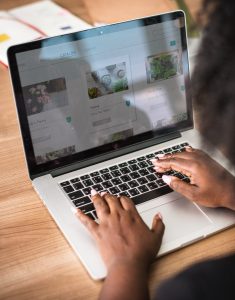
left=8, top=11, right=193, bottom=179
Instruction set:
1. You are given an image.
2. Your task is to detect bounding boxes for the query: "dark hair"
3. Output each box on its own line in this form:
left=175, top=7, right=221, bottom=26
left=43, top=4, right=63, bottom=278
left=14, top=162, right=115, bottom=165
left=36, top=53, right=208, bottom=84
left=192, top=0, right=235, bottom=165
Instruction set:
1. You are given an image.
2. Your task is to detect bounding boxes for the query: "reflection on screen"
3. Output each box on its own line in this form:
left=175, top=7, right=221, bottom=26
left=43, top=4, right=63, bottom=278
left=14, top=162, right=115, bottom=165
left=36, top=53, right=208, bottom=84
left=16, top=17, right=188, bottom=165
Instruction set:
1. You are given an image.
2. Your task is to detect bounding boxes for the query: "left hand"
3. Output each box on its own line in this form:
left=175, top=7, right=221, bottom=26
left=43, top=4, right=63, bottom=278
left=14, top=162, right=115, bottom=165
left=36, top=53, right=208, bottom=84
left=75, top=191, right=165, bottom=273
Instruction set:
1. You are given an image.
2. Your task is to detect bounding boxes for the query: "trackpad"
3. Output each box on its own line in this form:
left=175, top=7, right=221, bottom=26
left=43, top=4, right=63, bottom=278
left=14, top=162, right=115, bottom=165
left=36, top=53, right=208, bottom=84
left=141, top=198, right=212, bottom=244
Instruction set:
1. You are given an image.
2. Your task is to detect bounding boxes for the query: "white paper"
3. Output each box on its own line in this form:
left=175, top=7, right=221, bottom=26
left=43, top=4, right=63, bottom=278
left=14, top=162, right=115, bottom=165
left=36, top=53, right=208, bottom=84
left=0, top=11, right=42, bottom=66
left=10, top=0, right=92, bottom=36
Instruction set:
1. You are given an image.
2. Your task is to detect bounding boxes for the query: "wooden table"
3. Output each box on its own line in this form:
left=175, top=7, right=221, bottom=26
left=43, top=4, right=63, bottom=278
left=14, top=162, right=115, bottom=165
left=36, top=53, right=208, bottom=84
left=1, top=1, right=235, bottom=299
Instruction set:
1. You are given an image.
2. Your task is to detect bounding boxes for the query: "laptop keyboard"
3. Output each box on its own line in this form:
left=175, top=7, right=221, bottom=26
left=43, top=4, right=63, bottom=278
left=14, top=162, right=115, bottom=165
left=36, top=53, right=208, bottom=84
left=60, top=142, right=190, bottom=220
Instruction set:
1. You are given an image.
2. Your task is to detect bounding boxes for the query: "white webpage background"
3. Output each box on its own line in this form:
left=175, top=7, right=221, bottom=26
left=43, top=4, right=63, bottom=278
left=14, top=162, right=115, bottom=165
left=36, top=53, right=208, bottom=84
left=16, top=20, right=187, bottom=161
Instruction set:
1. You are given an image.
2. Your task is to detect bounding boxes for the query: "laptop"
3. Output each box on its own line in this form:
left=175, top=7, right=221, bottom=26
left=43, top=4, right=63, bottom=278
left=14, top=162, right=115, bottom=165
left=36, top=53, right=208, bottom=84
left=8, top=11, right=235, bottom=280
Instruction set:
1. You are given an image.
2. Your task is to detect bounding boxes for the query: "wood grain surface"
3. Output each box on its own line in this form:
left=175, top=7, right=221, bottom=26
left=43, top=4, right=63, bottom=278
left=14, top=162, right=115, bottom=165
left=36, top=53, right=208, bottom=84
left=1, top=1, right=235, bottom=299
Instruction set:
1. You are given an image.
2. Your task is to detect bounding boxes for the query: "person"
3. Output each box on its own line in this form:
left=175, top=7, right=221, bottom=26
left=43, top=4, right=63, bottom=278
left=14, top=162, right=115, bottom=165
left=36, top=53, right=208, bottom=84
left=73, top=0, right=235, bottom=299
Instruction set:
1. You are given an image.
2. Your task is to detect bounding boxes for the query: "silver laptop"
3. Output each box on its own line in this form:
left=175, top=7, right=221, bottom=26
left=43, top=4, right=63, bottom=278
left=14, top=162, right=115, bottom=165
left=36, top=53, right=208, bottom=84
left=8, top=11, right=235, bottom=280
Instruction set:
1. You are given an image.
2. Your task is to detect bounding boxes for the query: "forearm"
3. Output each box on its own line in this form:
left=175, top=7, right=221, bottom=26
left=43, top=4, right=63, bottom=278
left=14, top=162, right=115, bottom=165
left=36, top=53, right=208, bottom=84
left=99, top=262, right=150, bottom=300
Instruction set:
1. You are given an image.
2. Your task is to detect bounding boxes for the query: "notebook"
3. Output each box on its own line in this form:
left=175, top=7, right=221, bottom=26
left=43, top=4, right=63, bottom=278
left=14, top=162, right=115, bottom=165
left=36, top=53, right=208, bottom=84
left=8, top=11, right=235, bottom=279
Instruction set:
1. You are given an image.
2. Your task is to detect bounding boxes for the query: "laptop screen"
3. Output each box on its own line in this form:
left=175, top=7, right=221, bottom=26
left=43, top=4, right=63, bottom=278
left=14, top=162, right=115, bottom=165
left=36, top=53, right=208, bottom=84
left=8, top=11, right=192, bottom=178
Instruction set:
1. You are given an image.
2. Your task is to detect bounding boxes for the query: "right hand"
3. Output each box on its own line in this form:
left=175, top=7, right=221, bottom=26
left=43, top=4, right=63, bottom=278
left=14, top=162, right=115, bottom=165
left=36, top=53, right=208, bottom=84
left=152, top=147, right=235, bottom=210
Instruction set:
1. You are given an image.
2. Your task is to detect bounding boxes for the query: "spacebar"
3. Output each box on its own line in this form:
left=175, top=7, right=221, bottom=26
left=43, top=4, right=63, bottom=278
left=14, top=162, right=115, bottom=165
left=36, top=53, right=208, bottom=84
left=132, top=186, right=173, bottom=206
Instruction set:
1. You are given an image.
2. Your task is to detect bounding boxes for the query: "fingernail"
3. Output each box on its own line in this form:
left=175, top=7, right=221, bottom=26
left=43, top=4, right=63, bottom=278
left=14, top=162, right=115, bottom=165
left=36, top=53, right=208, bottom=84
left=71, top=206, right=78, bottom=214
left=156, top=154, right=165, bottom=159
left=153, top=166, right=160, bottom=171
left=91, top=189, right=98, bottom=196
left=150, top=158, right=157, bottom=163
left=162, top=175, right=172, bottom=185
left=157, top=212, right=163, bottom=220
left=185, top=145, right=192, bottom=149
left=100, top=191, right=107, bottom=196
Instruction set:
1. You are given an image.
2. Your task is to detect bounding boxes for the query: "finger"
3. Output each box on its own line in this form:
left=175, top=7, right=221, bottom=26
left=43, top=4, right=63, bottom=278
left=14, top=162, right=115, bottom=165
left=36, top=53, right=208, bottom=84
left=91, top=190, right=110, bottom=217
left=119, top=195, right=137, bottom=212
left=103, top=193, right=123, bottom=212
left=75, top=209, right=99, bottom=239
left=151, top=213, right=165, bottom=237
left=154, top=157, right=195, bottom=174
left=162, top=175, right=198, bottom=201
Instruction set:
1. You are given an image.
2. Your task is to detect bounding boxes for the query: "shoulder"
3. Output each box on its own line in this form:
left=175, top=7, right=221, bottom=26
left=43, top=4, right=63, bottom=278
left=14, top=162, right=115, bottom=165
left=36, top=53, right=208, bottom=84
left=155, top=253, right=235, bottom=300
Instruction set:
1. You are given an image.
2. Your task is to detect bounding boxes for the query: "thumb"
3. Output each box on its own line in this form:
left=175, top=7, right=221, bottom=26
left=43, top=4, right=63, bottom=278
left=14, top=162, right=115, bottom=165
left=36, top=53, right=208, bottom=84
left=151, top=213, right=165, bottom=237
left=162, top=175, right=197, bottom=201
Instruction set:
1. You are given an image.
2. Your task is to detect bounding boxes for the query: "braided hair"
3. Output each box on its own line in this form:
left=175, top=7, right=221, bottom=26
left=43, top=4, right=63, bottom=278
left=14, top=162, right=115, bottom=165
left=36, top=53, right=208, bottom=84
left=192, top=0, right=235, bottom=165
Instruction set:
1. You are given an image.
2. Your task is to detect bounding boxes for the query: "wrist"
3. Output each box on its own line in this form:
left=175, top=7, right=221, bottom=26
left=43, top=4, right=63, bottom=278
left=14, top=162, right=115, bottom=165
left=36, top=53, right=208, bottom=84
left=107, top=258, right=150, bottom=277
left=222, top=177, right=235, bottom=210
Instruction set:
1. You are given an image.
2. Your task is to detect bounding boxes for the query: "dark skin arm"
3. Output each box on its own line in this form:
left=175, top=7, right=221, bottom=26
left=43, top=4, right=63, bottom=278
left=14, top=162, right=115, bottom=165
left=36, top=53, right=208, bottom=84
left=74, top=192, right=165, bottom=300
left=153, top=146, right=235, bottom=210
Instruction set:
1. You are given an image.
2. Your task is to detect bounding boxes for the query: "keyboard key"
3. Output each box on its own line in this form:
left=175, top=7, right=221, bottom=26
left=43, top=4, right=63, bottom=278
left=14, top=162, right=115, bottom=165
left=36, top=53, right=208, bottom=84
left=132, top=186, right=172, bottom=205
left=60, top=181, right=70, bottom=187
left=111, top=178, right=122, bottom=185
left=129, top=180, right=139, bottom=188
left=119, top=191, right=130, bottom=197
left=92, top=184, right=103, bottom=192
left=63, top=185, right=74, bottom=193
left=90, top=171, right=99, bottom=177
left=129, top=188, right=140, bottom=197
left=73, top=196, right=91, bottom=207
left=129, top=164, right=140, bottom=171
left=73, top=182, right=84, bottom=190
left=157, top=179, right=166, bottom=186
left=147, top=182, right=159, bottom=190
left=83, top=179, right=94, bottom=187
left=138, top=161, right=149, bottom=168
left=147, top=160, right=153, bottom=166
left=130, top=172, right=140, bottom=179
left=148, top=167, right=155, bottom=173
left=86, top=212, right=96, bottom=220
left=102, top=173, right=112, bottom=180
left=70, top=178, right=80, bottom=184
left=138, top=185, right=149, bottom=193
left=172, top=145, right=180, bottom=150
left=120, top=167, right=131, bottom=174
left=137, top=177, right=148, bottom=185
left=183, top=177, right=191, bottom=183
left=128, top=159, right=137, bottom=164
left=119, top=162, right=128, bottom=168
left=80, top=203, right=95, bottom=213
left=139, top=169, right=149, bottom=176
left=146, top=153, right=155, bottom=159
left=110, top=165, right=118, bottom=171
left=93, top=176, right=103, bottom=183
left=102, top=181, right=113, bottom=189
left=80, top=174, right=90, bottom=180
left=119, top=183, right=129, bottom=191
left=100, top=168, right=109, bottom=174
left=121, top=175, right=131, bottom=182
left=155, top=150, right=164, bottom=155
left=109, top=187, right=120, bottom=194
left=164, top=148, right=172, bottom=153
left=146, top=174, right=157, bottom=182
left=155, top=173, right=162, bottom=179
left=68, top=190, right=84, bottom=200
left=83, top=187, right=91, bottom=195
left=137, top=156, right=146, bottom=161
left=180, top=142, right=189, bottom=147
left=111, top=170, right=122, bottom=177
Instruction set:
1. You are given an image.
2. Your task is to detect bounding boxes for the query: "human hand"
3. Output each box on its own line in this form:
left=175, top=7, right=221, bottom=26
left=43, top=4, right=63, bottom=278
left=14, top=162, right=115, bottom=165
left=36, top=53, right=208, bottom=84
left=75, top=191, right=164, bottom=273
left=152, top=147, right=235, bottom=209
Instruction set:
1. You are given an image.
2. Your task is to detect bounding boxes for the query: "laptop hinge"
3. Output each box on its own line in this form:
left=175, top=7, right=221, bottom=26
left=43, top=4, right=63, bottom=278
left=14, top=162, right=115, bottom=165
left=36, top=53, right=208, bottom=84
left=49, top=131, right=181, bottom=178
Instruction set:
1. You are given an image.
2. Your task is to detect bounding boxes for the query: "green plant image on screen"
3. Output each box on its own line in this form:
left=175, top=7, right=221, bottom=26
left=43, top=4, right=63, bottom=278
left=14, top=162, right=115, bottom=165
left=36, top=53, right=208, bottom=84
left=146, top=50, right=182, bottom=83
